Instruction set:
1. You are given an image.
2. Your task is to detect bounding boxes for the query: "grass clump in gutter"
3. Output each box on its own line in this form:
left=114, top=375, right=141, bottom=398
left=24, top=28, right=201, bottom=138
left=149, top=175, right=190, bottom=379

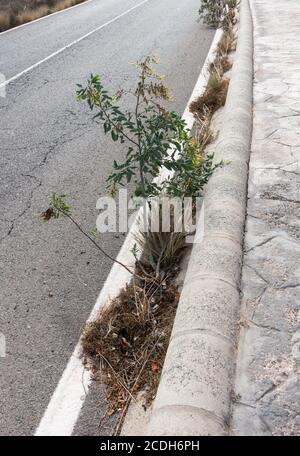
left=218, top=28, right=236, bottom=55
left=190, top=19, right=236, bottom=121
left=190, top=68, right=229, bottom=121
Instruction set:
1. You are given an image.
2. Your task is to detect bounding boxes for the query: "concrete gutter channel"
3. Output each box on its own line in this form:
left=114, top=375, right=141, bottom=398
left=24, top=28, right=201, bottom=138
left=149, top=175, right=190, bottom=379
left=146, top=0, right=253, bottom=436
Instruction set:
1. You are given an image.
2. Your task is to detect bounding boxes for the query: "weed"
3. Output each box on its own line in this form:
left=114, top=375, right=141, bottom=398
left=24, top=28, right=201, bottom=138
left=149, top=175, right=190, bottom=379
left=219, top=55, right=232, bottom=73
left=77, top=57, right=221, bottom=270
left=199, top=0, right=225, bottom=28
left=135, top=214, right=187, bottom=273
left=218, top=28, right=236, bottom=55
left=77, top=56, right=193, bottom=200
left=198, top=0, right=238, bottom=30
left=43, top=55, right=225, bottom=429
left=190, top=77, right=229, bottom=121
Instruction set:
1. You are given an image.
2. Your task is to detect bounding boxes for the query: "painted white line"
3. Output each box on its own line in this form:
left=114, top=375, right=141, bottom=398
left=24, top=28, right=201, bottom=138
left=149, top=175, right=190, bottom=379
left=0, top=0, right=94, bottom=36
left=35, top=28, right=222, bottom=437
left=0, top=0, right=149, bottom=90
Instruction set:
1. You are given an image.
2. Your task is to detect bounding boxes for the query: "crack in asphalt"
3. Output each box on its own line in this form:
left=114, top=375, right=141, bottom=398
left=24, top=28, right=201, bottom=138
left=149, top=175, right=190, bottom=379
left=1, top=118, right=96, bottom=244
left=0, top=177, right=42, bottom=244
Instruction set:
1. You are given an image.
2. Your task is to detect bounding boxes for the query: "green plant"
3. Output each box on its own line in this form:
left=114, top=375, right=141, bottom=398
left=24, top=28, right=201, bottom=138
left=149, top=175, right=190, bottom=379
left=165, top=139, right=223, bottom=198
left=77, top=57, right=222, bottom=271
left=77, top=56, right=221, bottom=203
left=44, top=57, right=221, bottom=276
left=199, top=0, right=225, bottom=27
left=135, top=204, right=187, bottom=274
left=199, top=0, right=237, bottom=29
left=77, top=56, right=193, bottom=200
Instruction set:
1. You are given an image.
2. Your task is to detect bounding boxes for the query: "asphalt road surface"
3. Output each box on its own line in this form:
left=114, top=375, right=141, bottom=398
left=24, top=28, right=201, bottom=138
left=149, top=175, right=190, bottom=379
left=0, top=0, right=214, bottom=435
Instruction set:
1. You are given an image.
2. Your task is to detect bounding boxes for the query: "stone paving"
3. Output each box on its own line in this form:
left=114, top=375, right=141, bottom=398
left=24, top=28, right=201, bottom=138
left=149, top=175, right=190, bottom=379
left=232, top=0, right=300, bottom=436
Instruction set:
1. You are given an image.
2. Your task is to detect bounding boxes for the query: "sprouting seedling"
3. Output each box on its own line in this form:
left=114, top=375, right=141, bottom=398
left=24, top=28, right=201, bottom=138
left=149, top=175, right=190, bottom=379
left=130, top=243, right=139, bottom=261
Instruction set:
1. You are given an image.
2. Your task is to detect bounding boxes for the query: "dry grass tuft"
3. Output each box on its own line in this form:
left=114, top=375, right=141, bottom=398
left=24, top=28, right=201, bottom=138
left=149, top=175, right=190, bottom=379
left=81, top=272, right=179, bottom=428
left=189, top=26, right=235, bottom=122
left=0, top=11, right=10, bottom=31
left=0, top=0, right=85, bottom=32
left=219, top=55, right=232, bottom=74
left=218, top=28, right=236, bottom=55
left=194, top=108, right=214, bottom=152
left=190, top=77, right=229, bottom=121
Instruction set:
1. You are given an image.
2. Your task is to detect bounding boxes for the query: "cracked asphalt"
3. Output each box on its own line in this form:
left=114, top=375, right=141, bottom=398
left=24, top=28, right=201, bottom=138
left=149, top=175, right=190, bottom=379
left=0, top=0, right=214, bottom=435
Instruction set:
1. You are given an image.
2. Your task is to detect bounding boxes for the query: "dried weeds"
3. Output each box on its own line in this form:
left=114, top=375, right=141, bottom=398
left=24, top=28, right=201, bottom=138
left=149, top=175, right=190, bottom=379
left=81, top=269, right=179, bottom=427
left=190, top=77, right=229, bottom=121
left=0, top=0, right=85, bottom=31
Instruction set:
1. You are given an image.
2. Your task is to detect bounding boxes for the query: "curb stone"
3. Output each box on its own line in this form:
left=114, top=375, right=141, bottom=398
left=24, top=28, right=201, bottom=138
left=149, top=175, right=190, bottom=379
left=147, top=0, right=253, bottom=436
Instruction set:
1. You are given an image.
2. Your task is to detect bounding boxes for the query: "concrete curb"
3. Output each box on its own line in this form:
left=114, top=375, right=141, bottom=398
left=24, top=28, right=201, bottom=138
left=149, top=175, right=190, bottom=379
left=147, top=0, right=253, bottom=436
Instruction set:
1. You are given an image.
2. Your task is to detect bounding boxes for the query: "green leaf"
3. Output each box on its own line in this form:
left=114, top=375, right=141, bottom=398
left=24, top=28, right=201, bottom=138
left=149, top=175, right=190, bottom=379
left=111, top=130, right=118, bottom=141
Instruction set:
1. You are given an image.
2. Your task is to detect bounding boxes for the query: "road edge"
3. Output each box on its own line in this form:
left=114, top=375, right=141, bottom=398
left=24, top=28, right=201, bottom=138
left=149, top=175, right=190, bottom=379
left=34, top=29, right=223, bottom=436
left=146, top=0, right=253, bottom=436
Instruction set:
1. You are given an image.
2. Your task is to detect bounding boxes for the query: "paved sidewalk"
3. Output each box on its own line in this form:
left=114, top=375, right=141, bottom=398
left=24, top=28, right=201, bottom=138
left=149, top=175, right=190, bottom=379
left=232, top=0, right=300, bottom=435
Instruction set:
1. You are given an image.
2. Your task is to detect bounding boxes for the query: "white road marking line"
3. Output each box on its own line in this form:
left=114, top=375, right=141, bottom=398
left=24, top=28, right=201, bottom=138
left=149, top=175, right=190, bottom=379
left=34, top=28, right=222, bottom=437
left=0, top=0, right=94, bottom=36
left=0, top=0, right=149, bottom=90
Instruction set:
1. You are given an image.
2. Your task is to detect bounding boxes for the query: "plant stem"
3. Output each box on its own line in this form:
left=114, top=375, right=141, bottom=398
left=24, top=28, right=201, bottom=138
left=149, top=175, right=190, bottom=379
left=59, top=208, right=136, bottom=277
left=98, top=98, right=140, bottom=148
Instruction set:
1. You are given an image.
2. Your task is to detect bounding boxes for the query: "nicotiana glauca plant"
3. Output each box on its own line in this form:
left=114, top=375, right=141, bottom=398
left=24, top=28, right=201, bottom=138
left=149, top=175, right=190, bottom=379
left=76, top=56, right=223, bottom=270
left=164, top=138, right=222, bottom=198
left=43, top=56, right=222, bottom=275
left=76, top=56, right=221, bottom=200
left=199, top=0, right=237, bottom=29
left=76, top=56, right=200, bottom=200
left=199, top=0, right=224, bottom=27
